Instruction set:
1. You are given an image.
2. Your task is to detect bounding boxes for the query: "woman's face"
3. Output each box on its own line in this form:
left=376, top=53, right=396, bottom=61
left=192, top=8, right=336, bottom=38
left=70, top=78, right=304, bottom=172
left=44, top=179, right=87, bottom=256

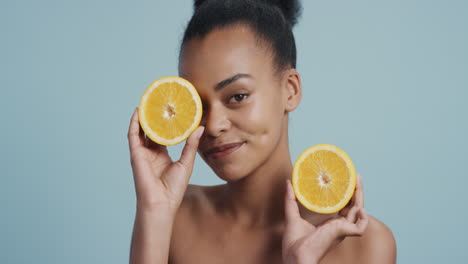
left=179, top=25, right=292, bottom=182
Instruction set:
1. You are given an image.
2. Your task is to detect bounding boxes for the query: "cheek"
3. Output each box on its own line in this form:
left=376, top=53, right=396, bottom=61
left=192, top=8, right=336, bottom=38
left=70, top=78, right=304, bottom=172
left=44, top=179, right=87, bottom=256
left=233, top=95, right=284, bottom=142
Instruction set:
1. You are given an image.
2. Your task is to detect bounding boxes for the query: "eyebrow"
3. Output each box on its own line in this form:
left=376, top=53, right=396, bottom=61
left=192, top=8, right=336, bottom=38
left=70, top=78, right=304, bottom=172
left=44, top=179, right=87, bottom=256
left=215, top=73, right=253, bottom=91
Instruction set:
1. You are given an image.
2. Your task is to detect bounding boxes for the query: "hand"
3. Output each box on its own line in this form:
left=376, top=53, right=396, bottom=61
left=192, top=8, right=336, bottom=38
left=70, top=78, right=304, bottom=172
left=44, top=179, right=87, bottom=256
left=282, top=174, right=368, bottom=264
left=127, top=107, right=205, bottom=212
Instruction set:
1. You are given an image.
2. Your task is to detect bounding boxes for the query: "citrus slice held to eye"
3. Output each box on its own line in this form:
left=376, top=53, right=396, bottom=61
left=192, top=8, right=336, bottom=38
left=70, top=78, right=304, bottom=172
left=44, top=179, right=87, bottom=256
left=292, top=144, right=357, bottom=214
left=138, top=76, right=203, bottom=146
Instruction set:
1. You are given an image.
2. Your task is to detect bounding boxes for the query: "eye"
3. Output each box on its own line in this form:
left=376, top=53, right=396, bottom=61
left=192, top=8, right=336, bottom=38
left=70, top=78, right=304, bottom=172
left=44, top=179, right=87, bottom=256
left=229, top=93, right=248, bottom=103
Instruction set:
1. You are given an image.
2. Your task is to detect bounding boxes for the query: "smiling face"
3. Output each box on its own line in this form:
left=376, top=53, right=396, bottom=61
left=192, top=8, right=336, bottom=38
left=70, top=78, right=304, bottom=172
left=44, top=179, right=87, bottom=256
left=179, top=24, right=301, bottom=182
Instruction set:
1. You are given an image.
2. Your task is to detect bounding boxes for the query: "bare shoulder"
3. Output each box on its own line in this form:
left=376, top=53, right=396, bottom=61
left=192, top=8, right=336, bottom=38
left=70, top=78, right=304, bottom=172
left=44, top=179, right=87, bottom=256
left=349, top=214, right=397, bottom=263
left=178, top=184, right=205, bottom=212
left=170, top=184, right=214, bottom=258
left=177, top=184, right=223, bottom=211
left=172, top=183, right=224, bottom=228
left=173, top=184, right=205, bottom=223
left=169, top=184, right=225, bottom=257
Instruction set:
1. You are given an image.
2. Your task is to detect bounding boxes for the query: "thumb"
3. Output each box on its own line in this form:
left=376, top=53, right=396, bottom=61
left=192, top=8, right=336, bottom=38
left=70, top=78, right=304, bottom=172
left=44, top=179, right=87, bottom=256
left=284, top=179, right=301, bottom=222
left=178, top=126, right=205, bottom=169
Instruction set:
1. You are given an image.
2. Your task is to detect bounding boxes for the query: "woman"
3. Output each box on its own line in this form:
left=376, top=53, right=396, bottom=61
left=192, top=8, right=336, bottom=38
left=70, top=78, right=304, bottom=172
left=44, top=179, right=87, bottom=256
left=128, top=0, right=397, bottom=263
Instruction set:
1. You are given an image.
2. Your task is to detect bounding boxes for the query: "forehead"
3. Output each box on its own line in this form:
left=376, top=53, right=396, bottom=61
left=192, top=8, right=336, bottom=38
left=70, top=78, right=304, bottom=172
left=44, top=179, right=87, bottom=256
left=178, top=24, right=274, bottom=86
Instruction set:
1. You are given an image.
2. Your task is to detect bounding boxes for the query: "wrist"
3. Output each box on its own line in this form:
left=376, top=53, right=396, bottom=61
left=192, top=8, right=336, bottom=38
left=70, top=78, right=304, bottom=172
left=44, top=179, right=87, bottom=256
left=283, top=251, right=319, bottom=264
left=136, top=203, right=178, bottom=219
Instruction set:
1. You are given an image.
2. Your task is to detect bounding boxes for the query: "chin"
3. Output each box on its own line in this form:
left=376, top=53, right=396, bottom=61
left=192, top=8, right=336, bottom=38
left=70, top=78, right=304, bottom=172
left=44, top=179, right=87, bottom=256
left=210, top=163, right=250, bottom=183
left=217, top=173, right=247, bottom=183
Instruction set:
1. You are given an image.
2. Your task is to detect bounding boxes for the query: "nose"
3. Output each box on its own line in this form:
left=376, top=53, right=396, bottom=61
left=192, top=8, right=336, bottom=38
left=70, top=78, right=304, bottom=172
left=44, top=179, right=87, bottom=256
left=200, top=103, right=231, bottom=138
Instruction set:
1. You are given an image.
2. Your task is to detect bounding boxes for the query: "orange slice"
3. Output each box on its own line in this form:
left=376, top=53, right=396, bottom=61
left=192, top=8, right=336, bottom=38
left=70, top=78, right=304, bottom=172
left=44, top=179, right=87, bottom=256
left=138, top=76, right=202, bottom=146
left=292, top=144, right=356, bottom=214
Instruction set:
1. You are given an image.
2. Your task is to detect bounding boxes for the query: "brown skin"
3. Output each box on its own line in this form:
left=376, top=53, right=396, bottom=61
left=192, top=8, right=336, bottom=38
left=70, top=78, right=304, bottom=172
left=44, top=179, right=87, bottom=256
left=166, top=24, right=396, bottom=263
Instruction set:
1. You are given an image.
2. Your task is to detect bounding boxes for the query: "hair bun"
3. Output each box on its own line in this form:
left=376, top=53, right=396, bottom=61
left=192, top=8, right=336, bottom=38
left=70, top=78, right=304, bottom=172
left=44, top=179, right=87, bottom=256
left=193, top=0, right=206, bottom=10
left=263, top=0, right=302, bottom=27
left=193, top=0, right=302, bottom=27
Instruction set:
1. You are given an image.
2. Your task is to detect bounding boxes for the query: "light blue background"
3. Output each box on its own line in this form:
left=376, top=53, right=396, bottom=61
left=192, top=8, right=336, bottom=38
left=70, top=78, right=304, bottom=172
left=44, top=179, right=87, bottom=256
left=1, top=0, right=467, bottom=263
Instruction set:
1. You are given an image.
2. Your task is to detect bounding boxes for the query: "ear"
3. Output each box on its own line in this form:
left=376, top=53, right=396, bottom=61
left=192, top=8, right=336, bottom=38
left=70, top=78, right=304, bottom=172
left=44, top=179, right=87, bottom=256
left=283, top=68, right=302, bottom=112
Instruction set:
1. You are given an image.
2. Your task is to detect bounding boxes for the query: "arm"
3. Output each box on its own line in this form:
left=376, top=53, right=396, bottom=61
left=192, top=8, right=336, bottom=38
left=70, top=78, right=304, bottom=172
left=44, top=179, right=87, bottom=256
left=129, top=206, right=176, bottom=264
left=126, top=108, right=205, bottom=264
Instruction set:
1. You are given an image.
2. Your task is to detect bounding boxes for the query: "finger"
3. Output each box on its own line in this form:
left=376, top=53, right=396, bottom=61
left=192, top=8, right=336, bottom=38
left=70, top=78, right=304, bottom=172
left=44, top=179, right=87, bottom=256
left=338, top=196, right=354, bottom=217
left=284, top=179, right=301, bottom=222
left=355, top=208, right=369, bottom=233
left=339, top=208, right=369, bottom=237
left=177, top=126, right=205, bottom=169
left=127, top=106, right=168, bottom=155
left=345, top=206, right=359, bottom=223
left=339, top=207, right=349, bottom=218
left=355, top=173, right=364, bottom=208
left=128, top=107, right=145, bottom=150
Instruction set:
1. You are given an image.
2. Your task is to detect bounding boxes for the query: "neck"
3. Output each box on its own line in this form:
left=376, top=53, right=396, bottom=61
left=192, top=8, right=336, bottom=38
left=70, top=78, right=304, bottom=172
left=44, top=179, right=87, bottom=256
left=221, top=138, right=291, bottom=228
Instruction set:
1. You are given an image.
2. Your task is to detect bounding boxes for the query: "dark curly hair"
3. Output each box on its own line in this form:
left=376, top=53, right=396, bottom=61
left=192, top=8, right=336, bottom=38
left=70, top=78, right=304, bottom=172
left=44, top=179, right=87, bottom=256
left=180, top=0, right=302, bottom=73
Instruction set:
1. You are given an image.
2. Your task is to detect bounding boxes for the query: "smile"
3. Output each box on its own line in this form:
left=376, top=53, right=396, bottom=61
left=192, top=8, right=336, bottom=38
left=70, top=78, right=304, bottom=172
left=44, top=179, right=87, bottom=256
left=207, top=142, right=244, bottom=160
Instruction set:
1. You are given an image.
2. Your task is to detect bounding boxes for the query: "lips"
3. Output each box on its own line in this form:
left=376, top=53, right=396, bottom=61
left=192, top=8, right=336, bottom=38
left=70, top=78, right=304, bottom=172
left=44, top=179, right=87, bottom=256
left=206, top=142, right=243, bottom=155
